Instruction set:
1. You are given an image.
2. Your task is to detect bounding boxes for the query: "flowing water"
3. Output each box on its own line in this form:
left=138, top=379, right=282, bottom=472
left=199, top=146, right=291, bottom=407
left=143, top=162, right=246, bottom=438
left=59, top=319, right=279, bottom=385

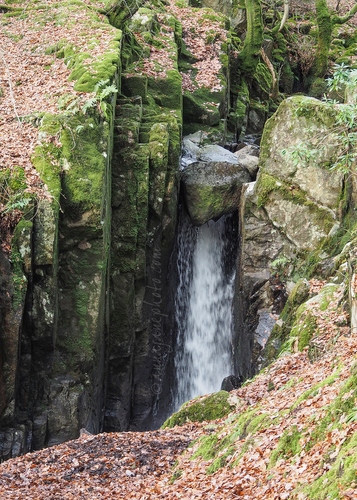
left=174, top=209, right=236, bottom=410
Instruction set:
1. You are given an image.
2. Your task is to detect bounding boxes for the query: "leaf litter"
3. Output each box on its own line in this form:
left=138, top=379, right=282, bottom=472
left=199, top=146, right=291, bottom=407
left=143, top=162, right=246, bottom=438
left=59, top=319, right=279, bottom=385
left=0, top=281, right=356, bottom=498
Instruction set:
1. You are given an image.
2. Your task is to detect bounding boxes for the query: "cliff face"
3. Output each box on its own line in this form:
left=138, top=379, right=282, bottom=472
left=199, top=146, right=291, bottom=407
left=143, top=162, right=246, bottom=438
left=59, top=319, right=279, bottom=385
left=0, top=0, right=233, bottom=458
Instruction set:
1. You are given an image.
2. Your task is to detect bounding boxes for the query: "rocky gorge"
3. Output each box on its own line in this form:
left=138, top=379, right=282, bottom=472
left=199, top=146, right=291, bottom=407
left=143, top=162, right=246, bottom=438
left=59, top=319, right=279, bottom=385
left=1, top=0, right=357, bottom=472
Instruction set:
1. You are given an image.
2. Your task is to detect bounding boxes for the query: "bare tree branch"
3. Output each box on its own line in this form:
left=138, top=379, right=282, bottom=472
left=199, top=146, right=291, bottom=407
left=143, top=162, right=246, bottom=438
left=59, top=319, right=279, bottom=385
left=333, top=1, right=357, bottom=24
left=278, top=0, right=290, bottom=32
left=260, top=47, right=278, bottom=100
left=0, top=50, right=21, bottom=125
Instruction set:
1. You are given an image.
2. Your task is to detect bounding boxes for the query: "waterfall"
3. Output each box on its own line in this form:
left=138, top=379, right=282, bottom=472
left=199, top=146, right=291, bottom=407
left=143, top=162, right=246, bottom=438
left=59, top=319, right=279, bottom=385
left=174, top=209, right=236, bottom=409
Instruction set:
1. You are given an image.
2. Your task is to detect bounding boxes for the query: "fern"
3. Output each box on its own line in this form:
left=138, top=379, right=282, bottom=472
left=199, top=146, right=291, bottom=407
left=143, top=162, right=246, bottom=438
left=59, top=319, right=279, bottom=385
left=99, top=85, right=118, bottom=99
left=4, top=197, right=31, bottom=213
left=82, top=97, right=97, bottom=114
left=94, top=79, right=110, bottom=91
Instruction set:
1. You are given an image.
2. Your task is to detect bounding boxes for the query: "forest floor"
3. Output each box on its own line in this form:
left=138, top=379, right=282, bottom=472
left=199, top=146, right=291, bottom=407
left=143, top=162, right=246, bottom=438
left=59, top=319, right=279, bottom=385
left=0, top=277, right=356, bottom=499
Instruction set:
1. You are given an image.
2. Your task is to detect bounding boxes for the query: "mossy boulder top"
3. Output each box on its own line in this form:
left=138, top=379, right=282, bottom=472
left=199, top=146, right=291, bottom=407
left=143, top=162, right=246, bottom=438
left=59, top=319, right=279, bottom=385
left=252, top=95, right=346, bottom=251
left=259, top=95, right=345, bottom=211
left=182, top=159, right=252, bottom=226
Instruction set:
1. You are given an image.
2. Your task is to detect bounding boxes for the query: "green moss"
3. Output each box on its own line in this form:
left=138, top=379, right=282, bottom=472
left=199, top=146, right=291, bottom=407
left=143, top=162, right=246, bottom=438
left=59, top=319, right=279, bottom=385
left=122, top=74, right=148, bottom=99
left=288, top=282, right=339, bottom=351
left=237, top=0, right=264, bottom=76
left=206, top=445, right=235, bottom=474
left=312, top=0, right=333, bottom=78
left=10, top=219, right=33, bottom=309
left=169, top=468, right=183, bottom=483
left=57, top=231, right=110, bottom=368
left=303, top=432, right=357, bottom=498
left=162, top=391, right=233, bottom=428
left=280, top=62, right=295, bottom=94
left=192, top=434, right=220, bottom=460
left=322, top=210, right=357, bottom=259
left=253, top=62, right=273, bottom=96
left=290, top=309, right=317, bottom=350
left=0, top=166, right=34, bottom=214
left=290, top=368, right=341, bottom=413
left=148, top=70, right=182, bottom=110
left=232, top=407, right=274, bottom=440
left=107, top=0, right=147, bottom=28
left=59, top=114, right=109, bottom=224
left=31, top=138, right=62, bottom=202
left=269, top=425, right=302, bottom=467
left=193, top=185, right=228, bottom=218
left=111, top=142, right=149, bottom=273
left=183, top=86, right=222, bottom=126
left=190, top=405, right=277, bottom=474
left=292, top=371, right=357, bottom=499
left=256, top=172, right=279, bottom=207
left=264, top=279, right=310, bottom=362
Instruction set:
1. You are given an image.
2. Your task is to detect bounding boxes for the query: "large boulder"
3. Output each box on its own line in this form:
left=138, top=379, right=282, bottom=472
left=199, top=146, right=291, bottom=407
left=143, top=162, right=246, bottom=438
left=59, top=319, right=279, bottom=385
left=182, top=159, right=251, bottom=225
left=235, top=144, right=260, bottom=178
left=259, top=95, right=345, bottom=213
left=238, top=95, right=347, bottom=374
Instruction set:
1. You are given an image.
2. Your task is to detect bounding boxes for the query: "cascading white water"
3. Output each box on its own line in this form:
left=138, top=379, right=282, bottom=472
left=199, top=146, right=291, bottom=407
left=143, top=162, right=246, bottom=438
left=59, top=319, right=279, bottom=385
left=174, top=210, right=235, bottom=409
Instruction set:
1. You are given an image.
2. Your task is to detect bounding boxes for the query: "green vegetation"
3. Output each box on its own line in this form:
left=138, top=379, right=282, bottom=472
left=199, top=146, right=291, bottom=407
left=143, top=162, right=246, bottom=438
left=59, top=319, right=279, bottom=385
left=162, top=391, right=233, bottom=428
left=0, top=167, right=35, bottom=215
left=10, top=218, right=33, bottom=309
left=269, top=425, right=302, bottom=467
left=237, top=0, right=263, bottom=77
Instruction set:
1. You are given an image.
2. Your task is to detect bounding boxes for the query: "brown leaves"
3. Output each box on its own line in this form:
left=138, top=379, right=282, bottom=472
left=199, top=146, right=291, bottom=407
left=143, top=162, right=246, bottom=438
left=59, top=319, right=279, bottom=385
left=3, top=296, right=354, bottom=499
left=0, top=427, right=206, bottom=499
left=0, top=0, right=121, bottom=250
left=167, top=1, right=227, bottom=92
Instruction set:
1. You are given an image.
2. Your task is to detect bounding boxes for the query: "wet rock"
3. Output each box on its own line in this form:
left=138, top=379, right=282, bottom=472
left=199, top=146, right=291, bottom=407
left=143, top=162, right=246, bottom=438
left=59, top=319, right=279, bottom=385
left=220, top=375, right=243, bottom=392
left=198, top=144, right=240, bottom=164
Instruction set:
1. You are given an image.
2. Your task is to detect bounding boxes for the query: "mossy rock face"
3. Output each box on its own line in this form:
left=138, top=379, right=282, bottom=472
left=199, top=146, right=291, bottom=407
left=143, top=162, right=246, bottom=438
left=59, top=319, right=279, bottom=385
left=259, top=96, right=345, bottom=211
left=148, top=70, right=182, bottom=110
left=59, top=114, right=111, bottom=234
left=121, top=75, right=148, bottom=100
left=291, top=308, right=317, bottom=351
left=252, top=62, right=273, bottom=100
left=183, top=90, right=221, bottom=127
left=241, top=92, right=351, bottom=372
left=253, top=95, right=346, bottom=252
left=280, top=281, right=345, bottom=357
left=162, top=391, right=233, bottom=428
left=261, top=187, right=336, bottom=251
left=10, top=218, right=33, bottom=310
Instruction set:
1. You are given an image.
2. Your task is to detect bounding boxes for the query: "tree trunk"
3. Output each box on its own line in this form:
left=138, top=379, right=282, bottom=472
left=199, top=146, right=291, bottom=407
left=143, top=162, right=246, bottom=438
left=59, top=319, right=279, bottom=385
left=313, top=0, right=333, bottom=78
left=238, top=0, right=264, bottom=77
left=312, top=0, right=357, bottom=78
